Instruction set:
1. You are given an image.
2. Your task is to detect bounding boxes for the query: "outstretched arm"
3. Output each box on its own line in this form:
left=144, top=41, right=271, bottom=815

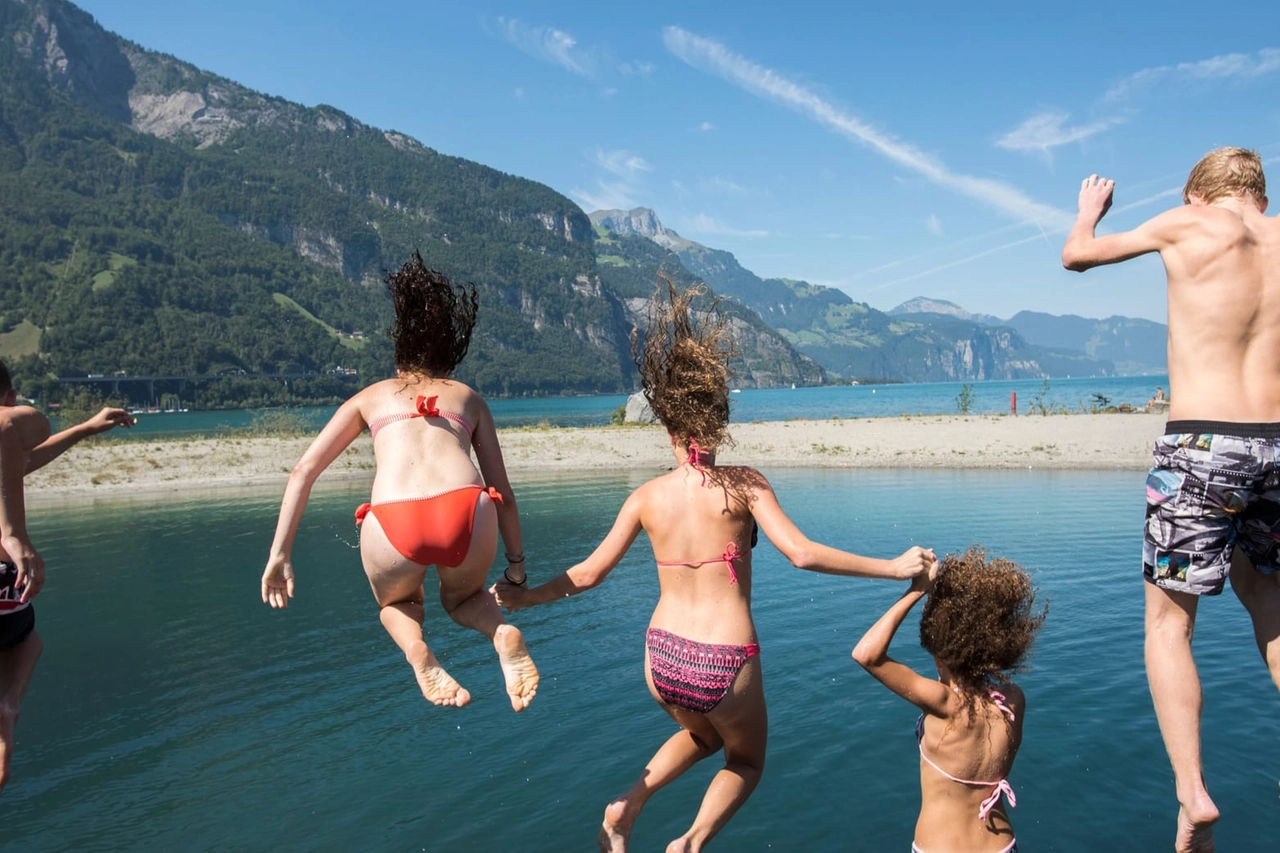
left=748, top=472, right=934, bottom=580
left=471, top=398, right=526, bottom=582
left=262, top=396, right=366, bottom=608
left=852, top=567, right=951, bottom=716
left=1062, top=175, right=1181, bottom=271
left=26, top=407, right=135, bottom=473
left=493, top=490, right=644, bottom=611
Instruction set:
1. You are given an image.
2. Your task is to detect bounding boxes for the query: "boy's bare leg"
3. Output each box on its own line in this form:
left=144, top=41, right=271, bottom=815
left=1144, top=583, right=1219, bottom=852
left=437, top=495, right=538, bottom=711
left=667, top=659, right=767, bottom=853
left=601, top=706, right=723, bottom=853
left=1229, top=549, right=1280, bottom=691
left=361, top=515, right=470, bottom=707
left=0, top=630, right=42, bottom=794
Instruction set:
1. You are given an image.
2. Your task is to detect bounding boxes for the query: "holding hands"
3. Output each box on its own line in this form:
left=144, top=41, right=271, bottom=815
left=493, top=573, right=532, bottom=613
left=909, top=550, right=941, bottom=594
left=889, top=545, right=937, bottom=582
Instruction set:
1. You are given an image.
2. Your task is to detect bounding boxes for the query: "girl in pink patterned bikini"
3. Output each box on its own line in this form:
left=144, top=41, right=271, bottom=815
left=262, top=252, right=539, bottom=712
left=494, top=280, right=932, bottom=852
left=854, top=547, right=1046, bottom=853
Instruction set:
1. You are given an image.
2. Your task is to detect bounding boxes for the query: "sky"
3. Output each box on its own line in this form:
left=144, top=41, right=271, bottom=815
left=73, top=0, right=1280, bottom=322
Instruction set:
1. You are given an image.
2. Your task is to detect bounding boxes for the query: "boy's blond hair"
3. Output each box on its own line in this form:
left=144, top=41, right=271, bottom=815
left=1183, top=147, right=1266, bottom=205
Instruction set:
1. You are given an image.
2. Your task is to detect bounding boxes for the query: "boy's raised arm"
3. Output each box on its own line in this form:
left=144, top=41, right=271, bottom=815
left=1062, top=174, right=1177, bottom=271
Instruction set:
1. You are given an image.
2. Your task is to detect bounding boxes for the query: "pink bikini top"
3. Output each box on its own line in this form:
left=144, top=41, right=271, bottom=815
left=656, top=439, right=759, bottom=585
left=367, top=395, right=474, bottom=439
left=915, top=689, right=1017, bottom=821
left=656, top=541, right=745, bottom=584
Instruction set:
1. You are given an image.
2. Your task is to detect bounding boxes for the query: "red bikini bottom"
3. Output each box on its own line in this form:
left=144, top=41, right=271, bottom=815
left=355, top=485, right=502, bottom=567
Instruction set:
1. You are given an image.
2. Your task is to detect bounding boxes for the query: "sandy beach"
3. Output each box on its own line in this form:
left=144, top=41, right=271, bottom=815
left=24, top=413, right=1162, bottom=502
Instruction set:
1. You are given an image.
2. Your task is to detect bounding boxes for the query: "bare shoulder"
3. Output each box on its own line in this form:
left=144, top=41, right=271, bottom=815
left=448, top=380, right=489, bottom=421
left=992, top=681, right=1026, bottom=714
left=625, top=477, right=664, bottom=516
left=1142, top=204, right=1210, bottom=236
left=718, top=464, right=770, bottom=491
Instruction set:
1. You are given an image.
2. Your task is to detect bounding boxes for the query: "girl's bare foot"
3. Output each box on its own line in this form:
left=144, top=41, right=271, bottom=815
left=598, top=798, right=637, bottom=853
left=1175, top=795, right=1219, bottom=853
left=405, top=641, right=471, bottom=707
left=493, top=624, right=539, bottom=711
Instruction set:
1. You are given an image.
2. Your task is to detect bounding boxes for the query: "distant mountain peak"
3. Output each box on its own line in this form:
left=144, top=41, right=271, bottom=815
left=890, top=297, right=971, bottom=319
left=589, top=207, right=690, bottom=250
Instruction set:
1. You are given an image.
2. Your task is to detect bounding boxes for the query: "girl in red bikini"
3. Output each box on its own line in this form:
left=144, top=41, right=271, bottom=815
left=262, top=252, right=538, bottom=712
left=494, top=280, right=933, bottom=852
left=853, top=547, right=1047, bottom=853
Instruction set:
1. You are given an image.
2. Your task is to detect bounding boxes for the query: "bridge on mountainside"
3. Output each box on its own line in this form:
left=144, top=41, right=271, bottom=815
left=56, top=371, right=360, bottom=403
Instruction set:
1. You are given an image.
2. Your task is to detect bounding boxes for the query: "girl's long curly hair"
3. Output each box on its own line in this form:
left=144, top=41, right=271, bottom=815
left=632, top=277, right=738, bottom=455
left=920, top=547, right=1047, bottom=693
left=386, top=251, right=479, bottom=378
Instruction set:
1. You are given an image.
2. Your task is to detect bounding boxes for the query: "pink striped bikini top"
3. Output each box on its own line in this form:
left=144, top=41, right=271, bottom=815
left=915, top=689, right=1017, bottom=821
left=367, top=395, right=474, bottom=439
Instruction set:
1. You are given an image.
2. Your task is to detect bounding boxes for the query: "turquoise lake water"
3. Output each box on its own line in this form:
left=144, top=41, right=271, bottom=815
left=110, top=374, right=1170, bottom=437
left=7, top=468, right=1277, bottom=851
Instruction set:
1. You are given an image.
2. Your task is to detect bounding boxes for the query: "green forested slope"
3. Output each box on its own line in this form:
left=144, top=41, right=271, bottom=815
left=0, top=0, right=609, bottom=404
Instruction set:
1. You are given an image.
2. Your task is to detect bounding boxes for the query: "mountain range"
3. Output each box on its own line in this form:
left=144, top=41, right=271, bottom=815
left=0, top=0, right=1164, bottom=408
left=591, top=209, right=1167, bottom=381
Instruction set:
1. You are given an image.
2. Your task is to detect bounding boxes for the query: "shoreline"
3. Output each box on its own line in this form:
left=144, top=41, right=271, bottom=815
left=24, top=413, right=1162, bottom=505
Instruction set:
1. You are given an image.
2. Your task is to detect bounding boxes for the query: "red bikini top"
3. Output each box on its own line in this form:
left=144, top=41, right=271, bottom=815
left=367, top=395, right=474, bottom=439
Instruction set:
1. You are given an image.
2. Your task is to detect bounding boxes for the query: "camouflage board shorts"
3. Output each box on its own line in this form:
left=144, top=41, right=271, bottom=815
left=1144, top=420, right=1280, bottom=595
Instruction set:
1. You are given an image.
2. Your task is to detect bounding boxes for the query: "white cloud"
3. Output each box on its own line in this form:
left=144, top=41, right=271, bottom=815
left=1104, top=47, right=1280, bottom=102
left=513, top=87, right=525, bottom=99
left=926, top=214, right=943, bottom=237
left=699, top=176, right=748, bottom=195
left=684, top=213, right=768, bottom=239
left=572, top=149, right=654, bottom=212
left=662, top=26, right=1073, bottom=230
left=618, top=61, right=656, bottom=77
left=571, top=182, right=639, bottom=212
left=697, top=121, right=715, bottom=132
left=996, top=111, right=1124, bottom=154
left=496, top=17, right=600, bottom=78
left=596, top=148, right=652, bottom=178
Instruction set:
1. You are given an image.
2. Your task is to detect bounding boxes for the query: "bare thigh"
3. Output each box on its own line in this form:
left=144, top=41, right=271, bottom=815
left=704, top=656, right=767, bottom=766
left=359, top=512, right=428, bottom=607
left=436, top=492, right=498, bottom=609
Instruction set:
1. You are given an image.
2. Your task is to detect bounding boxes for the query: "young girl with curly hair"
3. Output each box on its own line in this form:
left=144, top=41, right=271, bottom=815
left=262, top=252, right=538, bottom=712
left=853, top=547, right=1047, bottom=853
left=494, top=279, right=933, bottom=852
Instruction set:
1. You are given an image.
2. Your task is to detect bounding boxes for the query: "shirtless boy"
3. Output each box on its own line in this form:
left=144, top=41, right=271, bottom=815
left=0, top=363, right=133, bottom=793
left=1063, top=147, right=1280, bottom=852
